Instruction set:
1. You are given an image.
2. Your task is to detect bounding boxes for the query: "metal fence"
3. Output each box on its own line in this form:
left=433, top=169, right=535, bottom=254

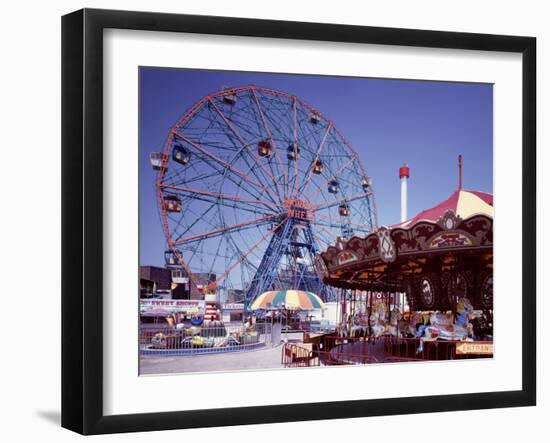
left=383, top=336, right=425, bottom=360
left=140, top=321, right=273, bottom=354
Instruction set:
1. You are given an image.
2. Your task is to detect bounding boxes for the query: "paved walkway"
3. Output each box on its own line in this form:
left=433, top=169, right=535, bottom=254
left=140, top=344, right=284, bottom=375
left=140, top=336, right=395, bottom=375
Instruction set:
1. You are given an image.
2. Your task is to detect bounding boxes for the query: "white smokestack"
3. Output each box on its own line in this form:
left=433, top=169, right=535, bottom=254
left=399, top=164, right=410, bottom=223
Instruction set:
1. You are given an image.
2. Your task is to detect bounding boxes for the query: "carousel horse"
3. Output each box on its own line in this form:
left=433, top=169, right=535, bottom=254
left=350, top=311, right=369, bottom=337
left=455, top=298, right=474, bottom=328
left=397, top=318, right=410, bottom=337
left=337, top=321, right=349, bottom=337
left=416, top=298, right=475, bottom=353
left=369, top=303, right=387, bottom=338
left=407, top=312, right=421, bottom=337
left=384, top=307, right=402, bottom=337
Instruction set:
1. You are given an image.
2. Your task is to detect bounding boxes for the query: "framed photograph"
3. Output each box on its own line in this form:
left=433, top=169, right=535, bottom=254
left=62, top=8, right=536, bottom=435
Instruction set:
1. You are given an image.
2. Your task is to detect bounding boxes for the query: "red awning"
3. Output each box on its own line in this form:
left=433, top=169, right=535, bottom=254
left=141, top=309, right=173, bottom=317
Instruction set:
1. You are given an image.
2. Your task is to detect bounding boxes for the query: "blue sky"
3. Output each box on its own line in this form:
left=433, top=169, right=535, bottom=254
left=139, top=67, right=493, bottom=267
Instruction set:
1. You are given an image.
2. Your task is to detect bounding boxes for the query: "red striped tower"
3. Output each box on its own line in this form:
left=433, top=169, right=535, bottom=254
left=399, top=164, right=410, bottom=223
left=204, top=283, right=220, bottom=322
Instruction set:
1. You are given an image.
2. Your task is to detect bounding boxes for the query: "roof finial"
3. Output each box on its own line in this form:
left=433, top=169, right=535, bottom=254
left=458, top=154, right=463, bottom=190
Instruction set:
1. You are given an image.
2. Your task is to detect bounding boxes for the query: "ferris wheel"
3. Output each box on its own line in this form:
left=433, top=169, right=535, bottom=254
left=150, top=85, right=378, bottom=305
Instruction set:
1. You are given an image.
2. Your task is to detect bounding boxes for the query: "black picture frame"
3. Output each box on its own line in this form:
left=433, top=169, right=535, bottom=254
left=62, top=8, right=536, bottom=435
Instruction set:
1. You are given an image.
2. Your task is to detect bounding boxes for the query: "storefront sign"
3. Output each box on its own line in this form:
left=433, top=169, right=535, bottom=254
left=222, top=303, right=244, bottom=311
left=456, top=341, right=493, bottom=355
left=140, top=299, right=205, bottom=311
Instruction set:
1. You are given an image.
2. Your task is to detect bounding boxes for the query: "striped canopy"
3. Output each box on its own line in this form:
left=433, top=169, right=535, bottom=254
left=397, top=190, right=493, bottom=229
left=250, top=290, right=325, bottom=311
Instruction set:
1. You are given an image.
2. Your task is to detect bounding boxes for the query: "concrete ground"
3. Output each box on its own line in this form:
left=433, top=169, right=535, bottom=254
left=139, top=334, right=393, bottom=375
left=140, top=332, right=306, bottom=375
left=140, top=344, right=284, bottom=375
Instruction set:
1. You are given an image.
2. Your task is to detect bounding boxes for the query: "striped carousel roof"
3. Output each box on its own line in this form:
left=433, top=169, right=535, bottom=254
left=397, top=190, right=493, bottom=229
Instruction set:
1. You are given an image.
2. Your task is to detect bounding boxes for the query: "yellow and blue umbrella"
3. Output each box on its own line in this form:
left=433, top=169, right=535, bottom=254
left=250, top=290, right=325, bottom=311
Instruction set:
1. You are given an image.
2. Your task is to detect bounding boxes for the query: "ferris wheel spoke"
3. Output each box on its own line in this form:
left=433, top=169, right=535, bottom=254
left=314, top=211, right=370, bottom=230
left=198, top=151, right=280, bottom=206
left=172, top=131, right=254, bottom=194
left=176, top=215, right=273, bottom=247
left=313, top=193, right=368, bottom=212
left=292, top=97, right=299, bottom=194
left=180, top=247, right=234, bottom=261
left=172, top=130, right=281, bottom=204
left=173, top=192, right=274, bottom=218
left=307, top=154, right=358, bottom=202
left=299, top=123, right=332, bottom=197
left=160, top=184, right=280, bottom=213
left=318, top=226, right=339, bottom=242
left=228, top=231, right=264, bottom=278
left=254, top=99, right=295, bottom=196
left=174, top=211, right=285, bottom=246
left=227, top=147, right=283, bottom=208
left=314, top=219, right=370, bottom=235
left=311, top=231, right=334, bottom=252
left=220, top=145, right=283, bottom=212
left=185, top=243, right=217, bottom=276
left=291, top=112, right=328, bottom=193
left=250, top=89, right=289, bottom=197
left=162, top=167, right=221, bottom=188
left=212, top=215, right=289, bottom=286
left=171, top=201, right=219, bottom=243
left=207, top=98, right=286, bottom=203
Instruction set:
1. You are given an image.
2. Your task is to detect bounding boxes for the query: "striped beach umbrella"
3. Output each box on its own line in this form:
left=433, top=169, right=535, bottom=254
left=250, top=290, right=325, bottom=311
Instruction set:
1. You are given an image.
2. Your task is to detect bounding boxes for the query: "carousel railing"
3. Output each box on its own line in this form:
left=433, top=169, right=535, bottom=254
left=321, top=334, right=381, bottom=365
left=383, top=336, right=424, bottom=360
left=281, top=331, right=493, bottom=366
left=383, top=336, right=493, bottom=361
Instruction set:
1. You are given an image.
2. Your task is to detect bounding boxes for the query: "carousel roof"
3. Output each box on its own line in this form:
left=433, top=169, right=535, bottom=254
left=396, top=190, right=493, bottom=229
left=317, top=188, right=493, bottom=291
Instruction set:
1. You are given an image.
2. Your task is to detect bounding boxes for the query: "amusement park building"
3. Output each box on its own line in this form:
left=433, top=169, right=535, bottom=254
left=139, top=266, right=172, bottom=298
left=139, top=266, right=217, bottom=301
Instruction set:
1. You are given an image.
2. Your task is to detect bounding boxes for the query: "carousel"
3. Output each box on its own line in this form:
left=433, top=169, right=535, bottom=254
left=320, top=188, right=493, bottom=312
left=316, top=159, right=494, bottom=361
